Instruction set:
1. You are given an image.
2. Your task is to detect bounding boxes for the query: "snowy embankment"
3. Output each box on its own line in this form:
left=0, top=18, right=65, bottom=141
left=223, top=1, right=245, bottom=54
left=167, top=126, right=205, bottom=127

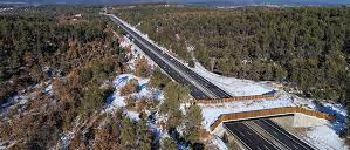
left=305, top=102, right=348, bottom=150
left=211, top=136, right=228, bottom=150
left=104, top=34, right=164, bottom=120
left=110, top=14, right=189, bottom=66
left=120, top=34, right=157, bottom=69
left=303, top=121, right=348, bottom=150
left=192, top=62, right=274, bottom=96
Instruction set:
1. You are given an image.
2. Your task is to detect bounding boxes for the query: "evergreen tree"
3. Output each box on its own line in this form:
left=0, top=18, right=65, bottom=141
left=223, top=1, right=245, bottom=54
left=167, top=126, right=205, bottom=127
left=137, top=119, right=152, bottom=150
left=121, top=117, right=137, bottom=149
left=159, top=82, right=190, bottom=130
left=183, top=103, right=204, bottom=143
left=161, top=137, right=177, bottom=150
left=345, top=71, right=350, bottom=138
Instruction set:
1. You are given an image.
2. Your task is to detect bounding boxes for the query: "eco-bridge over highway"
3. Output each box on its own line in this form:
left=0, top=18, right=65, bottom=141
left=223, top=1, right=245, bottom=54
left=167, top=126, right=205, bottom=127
left=108, top=13, right=320, bottom=150
left=108, top=14, right=231, bottom=99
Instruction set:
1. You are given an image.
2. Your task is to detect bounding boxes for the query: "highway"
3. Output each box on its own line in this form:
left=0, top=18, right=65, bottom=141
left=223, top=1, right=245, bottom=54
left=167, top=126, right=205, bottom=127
left=107, top=13, right=314, bottom=150
left=224, top=119, right=314, bottom=150
left=108, top=14, right=231, bottom=99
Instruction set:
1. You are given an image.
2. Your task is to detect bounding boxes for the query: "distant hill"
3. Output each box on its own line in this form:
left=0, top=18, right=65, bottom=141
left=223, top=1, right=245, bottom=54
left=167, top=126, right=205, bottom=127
left=0, top=0, right=349, bottom=6
left=178, top=0, right=350, bottom=7
left=0, top=0, right=165, bottom=6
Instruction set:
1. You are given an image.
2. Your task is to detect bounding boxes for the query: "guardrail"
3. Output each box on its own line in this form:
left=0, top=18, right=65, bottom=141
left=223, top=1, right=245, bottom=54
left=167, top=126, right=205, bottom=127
left=210, top=107, right=335, bottom=131
left=195, top=94, right=275, bottom=104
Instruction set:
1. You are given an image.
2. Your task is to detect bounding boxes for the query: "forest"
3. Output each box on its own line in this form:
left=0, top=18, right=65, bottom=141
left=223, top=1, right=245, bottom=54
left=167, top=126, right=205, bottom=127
left=0, top=4, right=349, bottom=149
left=114, top=6, right=350, bottom=104
left=0, top=6, right=120, bottom=149
left=0, top=6, right=206, bottom=149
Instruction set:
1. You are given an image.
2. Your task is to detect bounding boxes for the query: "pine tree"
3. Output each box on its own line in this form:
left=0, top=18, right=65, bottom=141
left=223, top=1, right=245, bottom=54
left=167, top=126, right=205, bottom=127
left=137, top=119, right=151, bottom=150
left=159, top=82, right=190, bottom=130
left=161, top=137, right=177, bottom=150
left=345, top=71, right=350, bottom=138
left=183, top=103, right=204, bottom=143
left=121, top=117, right=137, bottom=149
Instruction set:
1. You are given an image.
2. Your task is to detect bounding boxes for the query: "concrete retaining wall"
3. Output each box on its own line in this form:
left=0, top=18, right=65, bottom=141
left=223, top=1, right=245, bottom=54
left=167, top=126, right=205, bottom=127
left=269, top=114, right=324, bottom=128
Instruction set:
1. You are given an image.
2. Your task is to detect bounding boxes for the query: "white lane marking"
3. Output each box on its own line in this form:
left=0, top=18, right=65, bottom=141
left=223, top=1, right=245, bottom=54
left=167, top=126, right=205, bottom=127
left=109, top=14, right=218, bottom=98
left=261, top=119, right=317, bottom=150
left=223, top=123, right=253, bottom=150
left=243, top=121, right=289, bottom=150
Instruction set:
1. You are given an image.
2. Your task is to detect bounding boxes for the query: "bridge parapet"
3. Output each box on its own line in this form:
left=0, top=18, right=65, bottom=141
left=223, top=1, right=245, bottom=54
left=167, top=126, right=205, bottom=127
left=210, top=107, right=335, bottom=131
left=195, top=94, right=275, bottom=104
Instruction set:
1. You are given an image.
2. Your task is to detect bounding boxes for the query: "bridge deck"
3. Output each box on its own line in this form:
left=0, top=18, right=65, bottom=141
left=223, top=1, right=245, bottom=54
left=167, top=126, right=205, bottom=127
left=211, top=107, right=334, bottom=131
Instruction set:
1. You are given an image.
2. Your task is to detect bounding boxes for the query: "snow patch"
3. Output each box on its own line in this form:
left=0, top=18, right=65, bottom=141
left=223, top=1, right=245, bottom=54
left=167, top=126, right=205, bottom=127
left=316, top=102, right=348, bottom=135
left=211, top=136, right=228, bottom=150
left=124, top=110, right=140, bottom=121
left=103, top=74, right=164, bottom=114
left=304, top=121, right=349, bottom=150
left=192, top=62, right=274, bottom=96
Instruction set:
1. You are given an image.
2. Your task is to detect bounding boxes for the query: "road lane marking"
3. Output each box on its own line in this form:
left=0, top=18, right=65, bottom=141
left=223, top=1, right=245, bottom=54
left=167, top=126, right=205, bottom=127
left=109, top=14, right=218, bottom=98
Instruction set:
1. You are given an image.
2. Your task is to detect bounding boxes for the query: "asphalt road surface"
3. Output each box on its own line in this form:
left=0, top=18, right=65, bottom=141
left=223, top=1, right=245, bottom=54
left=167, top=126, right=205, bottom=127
left=108, top=14, right=231, bottom=99
left=224, top=119, right=314, bottom=150
left=107, top=13, right=314, bottom=150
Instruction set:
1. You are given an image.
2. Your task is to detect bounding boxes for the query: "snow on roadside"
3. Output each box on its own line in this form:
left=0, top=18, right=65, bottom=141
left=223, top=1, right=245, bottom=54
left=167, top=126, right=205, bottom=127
left=211, top=136, right=228, bottom=150
left=315, top=102, right=348, bottom=135
left=192, top=62, right=274, bottom=96
left=120, top=34, right=157, bottom=70
left=110, top=14, right=189, bottom=66
left=303, top=121, right=349, bottom=150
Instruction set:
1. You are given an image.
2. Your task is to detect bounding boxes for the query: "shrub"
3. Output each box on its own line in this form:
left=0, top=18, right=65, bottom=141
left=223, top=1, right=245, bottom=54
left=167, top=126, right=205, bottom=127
left=120, top=79, right=139, bottom=96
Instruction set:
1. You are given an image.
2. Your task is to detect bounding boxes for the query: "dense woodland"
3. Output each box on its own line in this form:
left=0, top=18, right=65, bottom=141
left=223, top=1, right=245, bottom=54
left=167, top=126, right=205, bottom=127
left=0, top=6, right=121, bottom=149
left=0, top=5, right=349, bottom=149
left=0, top=6, right=205, bottom=149
left=114, top=6, right=350, bottom=104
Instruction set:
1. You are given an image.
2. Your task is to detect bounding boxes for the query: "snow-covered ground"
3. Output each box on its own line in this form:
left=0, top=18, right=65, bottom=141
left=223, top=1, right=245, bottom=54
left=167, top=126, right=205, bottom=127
left=302, top=120, right=349, bottom=150
left=0, top=81, right=53, bottom=120
left=103, top=32, right=165, bottom=117
left=120, top=34, right=157, bottom=69
left=211, top=136, right=228, bottom=150
left=188, top=60, right=348, bottom=149
left=192, top=62, right=274, bottom=96
left=103, top=73, right=164, bottom=117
